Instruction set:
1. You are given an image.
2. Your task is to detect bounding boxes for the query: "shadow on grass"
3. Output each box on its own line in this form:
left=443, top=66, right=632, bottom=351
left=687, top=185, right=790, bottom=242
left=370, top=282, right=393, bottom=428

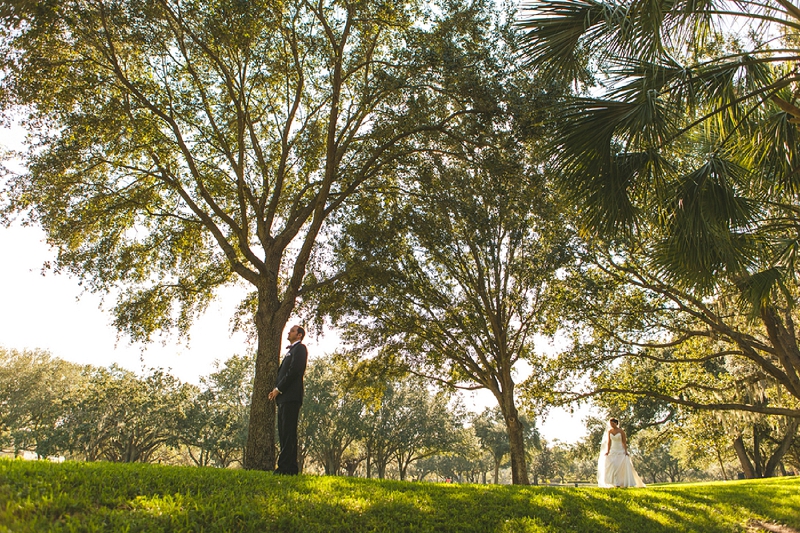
left=2, top=460, right=799, bottom=533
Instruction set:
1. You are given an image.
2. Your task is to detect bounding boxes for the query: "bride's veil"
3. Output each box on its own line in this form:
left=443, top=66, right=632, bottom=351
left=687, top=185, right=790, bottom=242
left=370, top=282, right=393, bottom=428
left=596, top=420, right=612, bottom=486
left=599, top=420, right=611, bottom=452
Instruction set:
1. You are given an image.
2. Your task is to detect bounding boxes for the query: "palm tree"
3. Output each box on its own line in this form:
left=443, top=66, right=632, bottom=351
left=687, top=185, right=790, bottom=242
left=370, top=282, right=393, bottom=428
left=516, top=1, right=800, bottom=410
left=518, top=0, right=800, bottom=290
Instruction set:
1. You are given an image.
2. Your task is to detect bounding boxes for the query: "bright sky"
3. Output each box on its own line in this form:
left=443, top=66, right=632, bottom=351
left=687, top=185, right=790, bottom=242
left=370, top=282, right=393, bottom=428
left=0, top=125, right=593, bottom=445
left=0, top=223, right=256, bottom=377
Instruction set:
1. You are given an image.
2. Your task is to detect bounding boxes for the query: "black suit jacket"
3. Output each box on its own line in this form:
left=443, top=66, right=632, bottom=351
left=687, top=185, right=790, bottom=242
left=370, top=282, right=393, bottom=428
left=275, top=342, right=307, bottom=404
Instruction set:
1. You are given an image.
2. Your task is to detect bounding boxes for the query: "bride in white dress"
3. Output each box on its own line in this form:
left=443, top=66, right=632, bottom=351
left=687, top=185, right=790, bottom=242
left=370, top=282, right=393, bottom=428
left=597, top=418, right=646, bottom=488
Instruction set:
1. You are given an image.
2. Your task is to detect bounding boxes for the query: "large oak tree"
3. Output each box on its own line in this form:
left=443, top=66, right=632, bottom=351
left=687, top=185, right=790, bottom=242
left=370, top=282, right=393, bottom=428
left=0, top=0, right=488, bottom=470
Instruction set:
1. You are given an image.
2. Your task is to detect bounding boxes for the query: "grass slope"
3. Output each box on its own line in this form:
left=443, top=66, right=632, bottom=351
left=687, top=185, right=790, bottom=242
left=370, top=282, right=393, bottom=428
left=0, top=459, right=798, bottom=532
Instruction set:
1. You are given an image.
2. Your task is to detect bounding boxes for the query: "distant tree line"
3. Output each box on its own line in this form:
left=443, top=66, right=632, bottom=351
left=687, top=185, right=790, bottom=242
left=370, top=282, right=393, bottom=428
left=0, top=347, right=533, bottom=481
left=6, top=346, right=796, bottom=483
left=0, top=347, right=245, bottom=467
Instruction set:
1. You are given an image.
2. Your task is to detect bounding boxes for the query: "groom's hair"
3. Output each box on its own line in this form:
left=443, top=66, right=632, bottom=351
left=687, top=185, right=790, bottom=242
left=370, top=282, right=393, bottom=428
left=609, top=418, right=618, bottom=423
left=294, top=325, right=306, bottom=339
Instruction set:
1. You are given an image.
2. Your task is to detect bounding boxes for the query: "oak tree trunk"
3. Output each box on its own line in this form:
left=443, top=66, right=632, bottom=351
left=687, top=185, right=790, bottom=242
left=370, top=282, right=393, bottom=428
left=243, top=287, right=292, bottom=470
left=494, top=375, right=530, bottom=485
left=504, top=411, right=530, bottom=485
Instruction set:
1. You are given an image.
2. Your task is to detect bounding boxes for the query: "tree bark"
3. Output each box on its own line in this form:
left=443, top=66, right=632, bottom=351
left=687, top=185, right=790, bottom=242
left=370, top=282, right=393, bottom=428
left=501, top=402, right=530, bottom=485
left=753, top=426, right=764, bottom=477
left=764, top=418, right=799, bottom=477
left=243, top=287, right=291, bottom=470
left=366, top=444, right=372, bottom=478
left=733, top=435, right=757, bottom=478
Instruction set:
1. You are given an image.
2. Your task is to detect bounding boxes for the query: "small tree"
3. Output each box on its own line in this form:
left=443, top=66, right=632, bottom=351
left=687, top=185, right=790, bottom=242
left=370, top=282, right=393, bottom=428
left=473, top=408, right=510, bottom=484
left=530, top=444, right=554, bottom=485
left=180, top=354, right=253, bottom=467
left=358, top=378, right=463, bottom=480
left=392, top=384, right=464, bottom=481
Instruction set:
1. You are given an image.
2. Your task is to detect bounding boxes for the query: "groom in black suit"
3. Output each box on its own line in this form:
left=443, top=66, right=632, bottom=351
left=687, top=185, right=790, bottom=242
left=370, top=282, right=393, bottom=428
left=268, top=324, right=308, bottom=475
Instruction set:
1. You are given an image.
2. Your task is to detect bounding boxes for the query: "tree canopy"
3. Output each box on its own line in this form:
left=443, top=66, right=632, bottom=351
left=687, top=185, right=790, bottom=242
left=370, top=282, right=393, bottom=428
left=0, top=0, right=500, bottom=470
left=314, top=25, right=575, bottom=479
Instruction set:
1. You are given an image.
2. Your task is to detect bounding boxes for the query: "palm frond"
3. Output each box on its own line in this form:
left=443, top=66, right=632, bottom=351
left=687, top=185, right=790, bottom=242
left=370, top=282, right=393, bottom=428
left=742, top=87, right=800, bottom=195
left=651, top=154, right=761, bottom=290
left=516, top=0, right=669, bottom=79
left=516, top=0, right=610, bottom=79
left=735, top=266, right=787, bottom=317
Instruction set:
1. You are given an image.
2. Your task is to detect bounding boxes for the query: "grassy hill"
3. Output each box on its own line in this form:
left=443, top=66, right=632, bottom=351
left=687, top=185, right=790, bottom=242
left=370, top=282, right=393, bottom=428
left=1, top=459, right=798, bottom=532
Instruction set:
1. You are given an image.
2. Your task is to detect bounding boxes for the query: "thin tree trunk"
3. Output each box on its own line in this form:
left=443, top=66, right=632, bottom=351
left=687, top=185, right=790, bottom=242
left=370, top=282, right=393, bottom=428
left=715, top=448, right=729, bottom=480
left=366, top=444, right=372, bottom=478
left=753, top=426, right=764, bottom=477
left=297, top=447, right=305, bottom=474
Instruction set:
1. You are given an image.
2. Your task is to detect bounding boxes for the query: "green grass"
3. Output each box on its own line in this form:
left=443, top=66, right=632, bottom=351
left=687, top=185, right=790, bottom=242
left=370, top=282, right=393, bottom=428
left=1, top=459, right=798, bottom=532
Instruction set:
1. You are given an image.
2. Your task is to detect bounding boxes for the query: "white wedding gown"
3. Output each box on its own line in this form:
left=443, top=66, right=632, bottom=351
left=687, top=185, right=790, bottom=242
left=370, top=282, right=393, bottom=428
left=597, top=432, right=646, bottom=488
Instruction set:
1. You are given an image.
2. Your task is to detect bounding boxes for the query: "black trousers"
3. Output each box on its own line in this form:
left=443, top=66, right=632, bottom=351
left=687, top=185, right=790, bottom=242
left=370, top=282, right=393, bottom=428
left=276, top=401, right=302, bottom=474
